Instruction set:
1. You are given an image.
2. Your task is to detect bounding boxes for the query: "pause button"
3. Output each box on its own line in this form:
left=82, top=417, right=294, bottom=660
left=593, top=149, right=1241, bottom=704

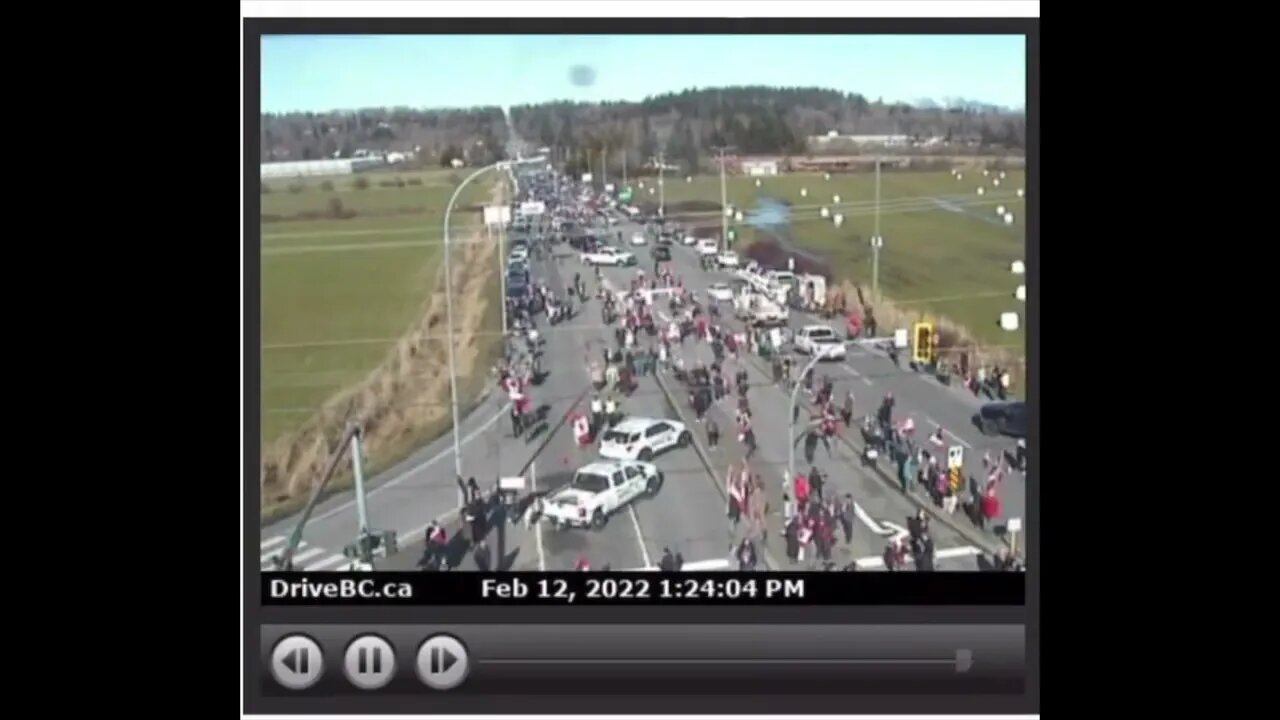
left=343, top=635, right=396, bottom=690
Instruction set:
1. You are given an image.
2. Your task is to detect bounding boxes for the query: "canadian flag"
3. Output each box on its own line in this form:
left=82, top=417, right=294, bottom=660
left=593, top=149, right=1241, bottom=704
left=573, top=415, right=591, bottom=446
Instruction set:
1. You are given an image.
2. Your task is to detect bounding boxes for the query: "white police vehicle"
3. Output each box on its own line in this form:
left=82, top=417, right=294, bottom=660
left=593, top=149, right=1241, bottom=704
left=599, top=417, right=692, bottom=461
left=541, top=460, right=664, bottom=530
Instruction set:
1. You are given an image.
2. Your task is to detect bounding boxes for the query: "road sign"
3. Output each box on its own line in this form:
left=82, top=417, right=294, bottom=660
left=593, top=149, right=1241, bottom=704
left=727, top=230, right=737, bottom=242
left=1007, top=517, right=1022, bottom=533
left=619, top=187, right=633, bottom=202
left=947, top=445, right=964, bottom=470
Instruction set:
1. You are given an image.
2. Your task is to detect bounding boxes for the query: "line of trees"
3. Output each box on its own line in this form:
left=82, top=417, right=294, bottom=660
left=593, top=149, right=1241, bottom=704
left=261, top=106, right=509, bottom=166
left=510, top=86, right=1025, bottom=176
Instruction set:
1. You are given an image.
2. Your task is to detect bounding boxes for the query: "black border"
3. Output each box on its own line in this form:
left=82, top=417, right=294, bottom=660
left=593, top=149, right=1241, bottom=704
left=244, top=16, right=1040, bottom=715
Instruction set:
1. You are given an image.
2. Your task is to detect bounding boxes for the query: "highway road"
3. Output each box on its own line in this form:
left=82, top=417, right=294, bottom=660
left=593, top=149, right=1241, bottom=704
left=259, top=175, right=1025, bottom=573
left=603, top=209, right=1027, bottom=558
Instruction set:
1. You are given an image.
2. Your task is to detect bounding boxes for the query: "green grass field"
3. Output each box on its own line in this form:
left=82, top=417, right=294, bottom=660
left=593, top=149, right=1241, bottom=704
left=650, top=170, right=1026, bottom=355
left=260, top=168, right=496, bottom=443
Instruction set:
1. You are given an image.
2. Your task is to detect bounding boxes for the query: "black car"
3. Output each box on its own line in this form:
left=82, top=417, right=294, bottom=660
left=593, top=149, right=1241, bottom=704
left=973, top=401, right=1026, bottom=438
left=652, top=245, right=672, bottom=261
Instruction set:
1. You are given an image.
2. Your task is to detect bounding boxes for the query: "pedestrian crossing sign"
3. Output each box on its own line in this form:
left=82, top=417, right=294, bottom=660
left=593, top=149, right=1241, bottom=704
left=947, top=445, right=964, bottom=470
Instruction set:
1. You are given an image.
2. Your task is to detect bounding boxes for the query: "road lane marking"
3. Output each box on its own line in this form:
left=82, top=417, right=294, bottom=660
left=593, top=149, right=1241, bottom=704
left=631, top=558, right=733, bottom=571
left=260, top=535, right=287, bottom=550
left=532, top=460, right=547, bottom=571
left=840, top=364, right=875, bottom=386
left=304, top=553, right=348, bottom=571
left=923, top=414, right=973, bottom=449
left=260, top=540, right=304, bottom=564
left=301, top=402, right=512, bottom=527
left=625, top=504, right=654, bottom=570
left=291, top=546, right=325, bottom=564
left=854, top=545, right=982, bottom=570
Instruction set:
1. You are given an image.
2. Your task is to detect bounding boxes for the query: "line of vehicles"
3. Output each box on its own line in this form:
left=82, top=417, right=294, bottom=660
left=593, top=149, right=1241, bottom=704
left=507, top=166, right=704, bottom=532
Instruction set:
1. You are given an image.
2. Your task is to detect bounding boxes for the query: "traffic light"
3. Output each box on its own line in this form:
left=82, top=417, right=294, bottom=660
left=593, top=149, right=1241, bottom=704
left=912, top=322, right=935, bottom=365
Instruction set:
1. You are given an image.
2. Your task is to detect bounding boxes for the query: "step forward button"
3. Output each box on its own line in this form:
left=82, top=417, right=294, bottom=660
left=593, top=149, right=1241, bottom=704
left=416, top=634, right=470, bottom=690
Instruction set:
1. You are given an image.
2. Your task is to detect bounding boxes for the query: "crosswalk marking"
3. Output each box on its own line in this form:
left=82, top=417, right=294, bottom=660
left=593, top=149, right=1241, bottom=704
left=304, top=553, right=349, bottom=571
left=854, top=545, right=981, bottom=570
left=631, top=557, right=733, bottom=571
left=291, top=546, right=325, bottom=564
left=260, top=542, right=302, bottom=565
left=260, top=535, right=287, bottom=550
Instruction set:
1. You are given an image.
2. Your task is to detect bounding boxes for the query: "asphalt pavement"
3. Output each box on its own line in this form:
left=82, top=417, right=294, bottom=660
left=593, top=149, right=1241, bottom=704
left=607, top=212, right=1026, bottom=558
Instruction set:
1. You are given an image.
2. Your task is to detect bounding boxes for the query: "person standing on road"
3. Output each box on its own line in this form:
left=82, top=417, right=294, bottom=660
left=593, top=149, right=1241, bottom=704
left=838, top=494, right=856, bottom=544
left=740, top=413, right=758, bottom=459
left=808, top=466, right=825, bottom=504
left=706, top=416, right=721, bottom=449
left=473, top=540, right=492, bottom=572
left=590, top=394, right=604, bottom=436
left=658, top=547, right=677, bottom=572
left=736, top=538, right=758, bottom=571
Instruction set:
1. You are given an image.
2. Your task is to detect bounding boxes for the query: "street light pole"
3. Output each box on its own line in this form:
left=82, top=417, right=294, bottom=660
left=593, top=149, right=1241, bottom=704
left=658, top=152, right=666, bottom=218
left=442, top=160, right=512, bottom=505
left=872, top=156, right=882, bottom=299
left=717, top=148, right=729, bottom=251
left=786, top=350, right=831, bottom=485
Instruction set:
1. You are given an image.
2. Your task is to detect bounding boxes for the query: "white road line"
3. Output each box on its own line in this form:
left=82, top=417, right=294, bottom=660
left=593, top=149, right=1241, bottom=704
left=291, top=546, right=325, bottom=564
left=304, top=553, right=348, bottom=571
left=260, top=541, right=304, bottom=564
left=854, top=545, right=982, bottom=570
left=625, top=505, right=654, bottom=570
left=632, top=558, right=733, bottom=571
left=532, top=460, right=547, bottom=571
left=922, top=414, right=973, bottom=449
left=302, top=403, right=511, bottom=526
left=260, top=535, right=287, bottom=551
left=841, top=364, right=874, bottom=386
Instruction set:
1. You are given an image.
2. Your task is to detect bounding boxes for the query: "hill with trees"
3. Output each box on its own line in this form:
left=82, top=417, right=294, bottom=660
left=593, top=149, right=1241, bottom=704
left=509, top=86, right=1024, bottom=175
left=260, top=106, right=509, bottom=167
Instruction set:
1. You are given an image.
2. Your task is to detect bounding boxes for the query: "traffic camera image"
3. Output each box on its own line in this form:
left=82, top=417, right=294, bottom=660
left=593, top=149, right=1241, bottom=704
left=256, top=33, right=1029, bottom=577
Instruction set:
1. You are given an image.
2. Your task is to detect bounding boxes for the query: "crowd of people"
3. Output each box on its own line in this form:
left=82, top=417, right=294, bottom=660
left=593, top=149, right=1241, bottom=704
left=412, top=184, right=1025, bottom=573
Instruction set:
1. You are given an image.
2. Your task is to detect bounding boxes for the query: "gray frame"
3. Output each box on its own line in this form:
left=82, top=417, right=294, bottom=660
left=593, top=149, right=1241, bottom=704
left=244, top=16, right=1039, bottom=715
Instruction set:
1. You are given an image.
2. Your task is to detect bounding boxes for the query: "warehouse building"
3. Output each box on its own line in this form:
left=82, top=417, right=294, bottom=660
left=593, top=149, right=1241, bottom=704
left=259, top=157, right=386, bottom=179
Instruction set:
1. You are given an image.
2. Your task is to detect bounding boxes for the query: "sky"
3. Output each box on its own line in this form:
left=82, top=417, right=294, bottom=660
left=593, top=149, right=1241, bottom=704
left=261, top=35, right=1025, bottom=114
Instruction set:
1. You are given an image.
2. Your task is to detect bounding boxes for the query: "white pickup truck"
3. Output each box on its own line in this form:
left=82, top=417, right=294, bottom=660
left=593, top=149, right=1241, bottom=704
left=580, top=246, right=637, bottom=266
left=734, top=289, right=789, bottom=327
left=541, top=460, right=664, bottom=530
left=793, top=324, right=847, bottom=360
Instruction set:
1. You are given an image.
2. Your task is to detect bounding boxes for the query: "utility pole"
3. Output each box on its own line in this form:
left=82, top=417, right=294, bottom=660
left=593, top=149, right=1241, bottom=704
left=602, top=144, right=608, bottom=189
left=658, top=151, right=665, bottom=218
left=716, top=147, right=729, bottom=251
left=622, top=148, right=628, bottom=187
left=873, top=155, right=882, bottom=299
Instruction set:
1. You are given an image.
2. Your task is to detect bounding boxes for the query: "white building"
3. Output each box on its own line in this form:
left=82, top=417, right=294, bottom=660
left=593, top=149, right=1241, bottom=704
left=742, top=159, right=780, bottom=176
left=260, top=157, right=386, bottom=179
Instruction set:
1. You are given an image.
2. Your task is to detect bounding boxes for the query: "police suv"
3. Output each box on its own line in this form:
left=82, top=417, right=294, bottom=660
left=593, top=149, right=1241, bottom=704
left=599, top=417, right=692, bottom=461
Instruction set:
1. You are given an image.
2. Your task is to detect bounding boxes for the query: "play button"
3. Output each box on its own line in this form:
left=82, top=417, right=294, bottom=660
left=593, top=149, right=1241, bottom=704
left=416, top=634, right=470, bottom=690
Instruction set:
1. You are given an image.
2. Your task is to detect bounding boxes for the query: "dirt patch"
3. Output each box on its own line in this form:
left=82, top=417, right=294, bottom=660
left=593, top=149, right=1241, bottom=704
left=260, top=181, right=508, bottom=523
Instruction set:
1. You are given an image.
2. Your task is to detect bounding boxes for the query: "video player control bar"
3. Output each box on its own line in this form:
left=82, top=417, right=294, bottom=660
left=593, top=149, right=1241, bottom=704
left=260, top=624, right=1023, bottom=696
